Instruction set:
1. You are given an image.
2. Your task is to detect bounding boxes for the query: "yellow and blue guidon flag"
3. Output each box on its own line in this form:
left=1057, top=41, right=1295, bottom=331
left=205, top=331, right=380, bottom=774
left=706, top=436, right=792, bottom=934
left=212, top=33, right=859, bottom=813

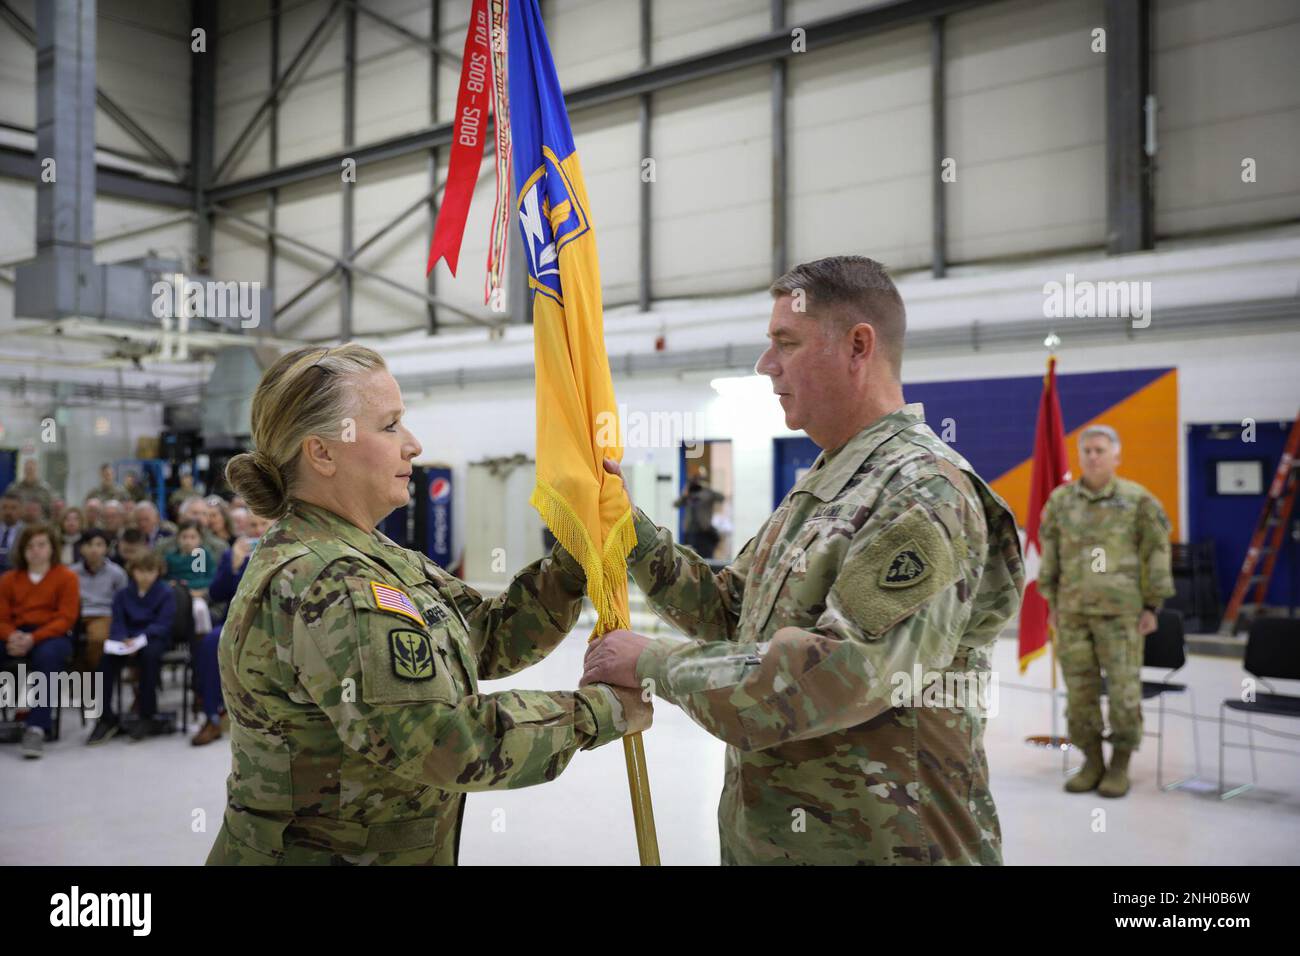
left=509, top=0, right=635, bottom=633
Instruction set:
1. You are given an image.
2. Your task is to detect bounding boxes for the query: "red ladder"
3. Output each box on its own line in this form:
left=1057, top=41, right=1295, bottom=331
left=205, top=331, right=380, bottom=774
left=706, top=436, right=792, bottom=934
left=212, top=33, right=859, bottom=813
left=1220, top=411, right=1300, bottom=634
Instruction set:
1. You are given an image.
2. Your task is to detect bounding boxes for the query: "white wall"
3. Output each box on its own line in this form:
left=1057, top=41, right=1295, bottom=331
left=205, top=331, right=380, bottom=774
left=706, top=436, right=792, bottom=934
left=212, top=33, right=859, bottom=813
left=788, top=21, right=932, bottom=272
left=1155, top=0, right=1300, bottom=235
left=946, top=0, right=1106, bottom=262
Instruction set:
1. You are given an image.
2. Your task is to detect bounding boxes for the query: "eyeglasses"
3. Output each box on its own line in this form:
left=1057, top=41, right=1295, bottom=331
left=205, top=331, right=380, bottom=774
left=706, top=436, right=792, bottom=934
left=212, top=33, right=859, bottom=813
left=309, top=346, right=332, bottom=370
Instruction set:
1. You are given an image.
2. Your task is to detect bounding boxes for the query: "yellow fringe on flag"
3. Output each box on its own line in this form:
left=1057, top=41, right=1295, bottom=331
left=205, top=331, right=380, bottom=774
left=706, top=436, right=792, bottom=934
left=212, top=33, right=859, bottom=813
left=530, top=476, right=637, bottom=637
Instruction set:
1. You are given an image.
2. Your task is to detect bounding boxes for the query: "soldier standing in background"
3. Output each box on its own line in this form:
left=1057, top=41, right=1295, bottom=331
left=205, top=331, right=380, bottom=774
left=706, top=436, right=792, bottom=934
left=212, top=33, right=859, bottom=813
left=1039, top=425, right=1175, bottom=798
left=585, top=256, right=1024, bottom=865
left=86, top=462, right=127, bottom=504
left=5, top=459, right=54, bottom=520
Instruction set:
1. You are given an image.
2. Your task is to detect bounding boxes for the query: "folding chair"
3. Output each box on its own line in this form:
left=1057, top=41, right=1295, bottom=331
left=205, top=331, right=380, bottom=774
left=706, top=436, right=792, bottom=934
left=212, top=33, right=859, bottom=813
left=1219, top=618, right=1300, bottom=800
left=1140, top=610, right=1203, bottom=790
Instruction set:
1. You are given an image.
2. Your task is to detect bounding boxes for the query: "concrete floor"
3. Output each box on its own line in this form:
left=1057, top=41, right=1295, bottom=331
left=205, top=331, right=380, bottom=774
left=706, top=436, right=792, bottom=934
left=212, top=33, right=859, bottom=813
left=2, top=614, right=1298, bottom=865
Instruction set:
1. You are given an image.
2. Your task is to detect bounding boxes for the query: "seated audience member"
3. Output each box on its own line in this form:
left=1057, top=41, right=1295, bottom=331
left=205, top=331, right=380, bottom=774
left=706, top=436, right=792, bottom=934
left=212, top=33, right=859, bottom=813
left=190, top=496, right=231, bottom=557
left=113, top=528, right=147, bottom=570
left=0, top=493, right=24, bottom=573
left=132, top=501, right=174, bottom=549
left=19, top=498, right=44, bottom=527
left=0, top=525, right=80, bottom=758
left=71, top=529, right=128, bottom=672
left=228, top=506, right=250, bottom=540
left=205, top=496, right=236, bottom=548
left=160, top=497, right=228, bottom=559
left=164, top=521, right=215, bottom=595
left=99, top=500, right=126, bottom=553
left=164, top=521, right=215, bottom=634
left=59, top=507, right=84, bottom=565
left=191, top=512, right=270, bottom=746
left=86, top=552, right=176, bottom=744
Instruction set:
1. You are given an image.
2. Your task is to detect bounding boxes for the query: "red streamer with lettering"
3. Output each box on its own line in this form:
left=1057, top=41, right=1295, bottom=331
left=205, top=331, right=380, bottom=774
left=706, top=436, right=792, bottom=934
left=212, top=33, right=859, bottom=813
left=426, top=0, right=492, bottom=277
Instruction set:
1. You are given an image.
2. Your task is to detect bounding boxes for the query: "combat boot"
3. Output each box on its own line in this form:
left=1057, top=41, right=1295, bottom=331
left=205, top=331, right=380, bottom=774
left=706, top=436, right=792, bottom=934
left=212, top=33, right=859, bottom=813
left=1099, top=747, right=1132, bottom=797
left=1065, top=743, right=1105, bottom=792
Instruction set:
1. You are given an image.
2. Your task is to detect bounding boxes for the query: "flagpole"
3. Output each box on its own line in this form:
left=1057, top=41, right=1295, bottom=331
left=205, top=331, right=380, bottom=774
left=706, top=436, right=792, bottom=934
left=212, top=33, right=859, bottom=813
left=622, top=732, right=660, bottom=864
left=1025, top=334, right=1073, bottom=762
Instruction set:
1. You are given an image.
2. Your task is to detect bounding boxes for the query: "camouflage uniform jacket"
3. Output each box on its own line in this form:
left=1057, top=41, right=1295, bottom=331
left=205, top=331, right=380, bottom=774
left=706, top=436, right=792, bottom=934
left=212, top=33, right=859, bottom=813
left=1038, top=477, right=1174, bottom=617
left=85, top=481, right=128, bottom=503
left=6, top=478, right=53, bottom=515
left=628, top=404, right=1024, bottom=865
left=208, top=499, right=630, bottom=865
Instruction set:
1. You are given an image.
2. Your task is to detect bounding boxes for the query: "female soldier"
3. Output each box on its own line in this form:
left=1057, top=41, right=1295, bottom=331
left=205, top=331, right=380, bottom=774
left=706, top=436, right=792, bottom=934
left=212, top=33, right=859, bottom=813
left=206, top=345, right=649, bottom=865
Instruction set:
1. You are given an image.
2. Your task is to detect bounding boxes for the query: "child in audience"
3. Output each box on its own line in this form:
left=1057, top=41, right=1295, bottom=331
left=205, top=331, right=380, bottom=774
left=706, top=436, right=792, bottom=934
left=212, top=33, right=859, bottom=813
left=71, top=529, right=128, bottom=672
left=113, top=528, right=147, bottom=569
left=86, top=552, right=175, bottom=744
left=164, top=520, right=215, bottom=635
left=164, top=521, right=214, bottom=594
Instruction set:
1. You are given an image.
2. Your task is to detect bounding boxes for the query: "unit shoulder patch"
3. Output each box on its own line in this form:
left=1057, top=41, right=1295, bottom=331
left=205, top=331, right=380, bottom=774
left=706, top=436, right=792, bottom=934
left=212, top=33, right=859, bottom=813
left=832, top=504, right=960, bottom=636
left=389, top=627, right=435, bottom=681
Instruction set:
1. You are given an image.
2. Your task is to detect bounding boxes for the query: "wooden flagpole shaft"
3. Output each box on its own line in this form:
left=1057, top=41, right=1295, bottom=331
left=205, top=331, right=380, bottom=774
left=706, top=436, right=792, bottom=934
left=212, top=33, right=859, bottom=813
left=621, top=731, right=660, bottom=865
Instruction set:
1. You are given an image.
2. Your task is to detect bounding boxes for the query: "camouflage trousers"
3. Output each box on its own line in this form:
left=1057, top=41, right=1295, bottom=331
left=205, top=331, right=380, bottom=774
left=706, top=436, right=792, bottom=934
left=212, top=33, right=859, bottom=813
left=1057, top=612, right=1144, bottom=751
left=205, top=806, right=458, bottom=865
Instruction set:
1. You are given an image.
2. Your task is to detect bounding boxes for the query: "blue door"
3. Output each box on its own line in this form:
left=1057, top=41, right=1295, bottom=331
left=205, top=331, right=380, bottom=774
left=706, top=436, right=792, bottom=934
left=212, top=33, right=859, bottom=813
left=0, top=449, right=16, bottom=498
left=1187, top=421, right=1297, bottom=610
left=772, top=436, right=821, bottom=509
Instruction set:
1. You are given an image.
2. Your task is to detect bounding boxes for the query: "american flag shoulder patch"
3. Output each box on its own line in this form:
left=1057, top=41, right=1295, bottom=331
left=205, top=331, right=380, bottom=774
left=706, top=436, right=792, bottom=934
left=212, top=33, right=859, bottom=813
left=369, top=581, right=425, bottom=626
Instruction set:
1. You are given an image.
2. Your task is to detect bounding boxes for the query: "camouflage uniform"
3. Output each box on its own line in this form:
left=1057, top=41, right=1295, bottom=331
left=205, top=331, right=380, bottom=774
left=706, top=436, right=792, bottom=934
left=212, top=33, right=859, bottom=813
left=206, top=499, right=634, bottom=865
left=627, top=404, right=1024, bottom=865
left=1038, top=477, right=1175, bottom=752
left=85, top=481, right=128, bottom=503
left=6, top=478, right=53, bottom=517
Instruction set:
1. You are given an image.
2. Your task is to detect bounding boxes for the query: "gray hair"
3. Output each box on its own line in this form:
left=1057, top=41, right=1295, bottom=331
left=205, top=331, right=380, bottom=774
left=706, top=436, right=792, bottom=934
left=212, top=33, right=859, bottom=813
left=1079, top=424, right=1121, bottom=451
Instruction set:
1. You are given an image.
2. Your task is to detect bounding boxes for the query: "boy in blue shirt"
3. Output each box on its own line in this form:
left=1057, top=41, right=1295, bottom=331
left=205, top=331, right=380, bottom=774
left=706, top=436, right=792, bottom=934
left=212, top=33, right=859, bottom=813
left=86, top=552, right=176, bottom=743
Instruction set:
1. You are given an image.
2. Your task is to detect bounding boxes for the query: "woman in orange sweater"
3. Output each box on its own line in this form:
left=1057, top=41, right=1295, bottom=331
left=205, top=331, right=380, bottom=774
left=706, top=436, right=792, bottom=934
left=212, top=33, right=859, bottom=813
left=0, top=524, right=80, bottom=758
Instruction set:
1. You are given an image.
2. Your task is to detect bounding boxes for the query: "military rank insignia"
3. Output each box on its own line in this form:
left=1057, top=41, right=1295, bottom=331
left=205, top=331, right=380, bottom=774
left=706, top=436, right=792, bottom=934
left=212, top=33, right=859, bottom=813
left=370, top=581, right=425, bottom=626
left=389, top=628, right=435, bottom=681
left=881, top=544, right=930, bottom=588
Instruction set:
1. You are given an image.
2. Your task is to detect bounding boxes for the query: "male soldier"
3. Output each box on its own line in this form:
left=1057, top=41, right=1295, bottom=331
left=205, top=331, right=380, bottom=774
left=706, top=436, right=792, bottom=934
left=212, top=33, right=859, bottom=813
left=1039, top=425, right=1174, bottom=798
left=86, top=462, right=128, bottom=504
left=585, top=256, right=1024, bottom=865
left=5, top=459, right=53, bottom=520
